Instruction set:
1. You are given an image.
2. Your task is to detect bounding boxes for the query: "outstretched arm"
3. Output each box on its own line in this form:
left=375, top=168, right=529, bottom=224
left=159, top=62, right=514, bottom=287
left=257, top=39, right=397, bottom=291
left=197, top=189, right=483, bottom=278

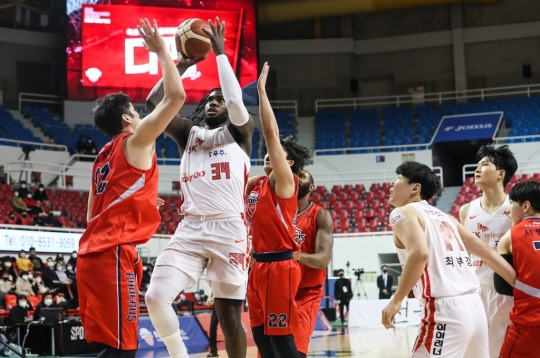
left=258, top=62, right=295, bottom=199
left=293, top=209, right=334, bottom=269
left=128, top=19, right=185, bottom=150
left=203, top=18, right=254, bottom=152
left=451, top=216, right=515, bottom=285
left=146, top=56, right=203, bottom=148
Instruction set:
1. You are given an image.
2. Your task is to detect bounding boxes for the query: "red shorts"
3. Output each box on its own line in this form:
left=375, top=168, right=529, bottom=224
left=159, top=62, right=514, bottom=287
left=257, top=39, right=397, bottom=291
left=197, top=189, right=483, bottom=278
left=500, top=322, right=540, bottom=358
left=247, top=259, right=301, bottom=335
left=77, top=244, right=142, bottom=350
left=294, top=286, right=324, bottom=354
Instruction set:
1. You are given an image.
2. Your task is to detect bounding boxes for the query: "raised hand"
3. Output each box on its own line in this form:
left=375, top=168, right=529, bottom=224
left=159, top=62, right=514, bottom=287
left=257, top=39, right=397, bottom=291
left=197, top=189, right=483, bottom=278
left=137, top=18, right=166, bottom=54
left=202, top=17, right=226, bottom=56
left=257, top=62, right=270, bottom=92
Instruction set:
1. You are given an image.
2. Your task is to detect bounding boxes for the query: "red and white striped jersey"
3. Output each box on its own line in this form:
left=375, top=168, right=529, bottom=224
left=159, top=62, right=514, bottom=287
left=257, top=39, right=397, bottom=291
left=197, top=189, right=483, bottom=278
left=394, top=201, right=479, bottom=301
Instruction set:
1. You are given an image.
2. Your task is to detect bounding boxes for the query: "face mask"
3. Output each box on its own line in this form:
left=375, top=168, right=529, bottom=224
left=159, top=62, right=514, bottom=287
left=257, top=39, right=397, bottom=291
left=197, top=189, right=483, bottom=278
left=44, top=299, right=53, bottom=306
left=66, top=266, right=72, bottom=271
left=4, top=262, right=10, bottom=268
left=39, top=188, right=44, bottom=192
left=36, top=277, right=42, bottom=283
left=19, top=301, right=27, bottom=308
left=14, top=192, right=19, bottom=197
left=28, top=274, right=33, bottom=279
left=72, top=253, right=77, bottom=259
left=47, top=262, right=55, bottom=268
left=143, top=266, right=148, bottom=271
left=56, top=266, right=63, bottom=272
left=27, top=194, right=32, bottom=198
left=20, top=254, right=26, bottom=259
left=22, top=275, right=29, bottom=281
left=21, top=184, right=26, bottom=189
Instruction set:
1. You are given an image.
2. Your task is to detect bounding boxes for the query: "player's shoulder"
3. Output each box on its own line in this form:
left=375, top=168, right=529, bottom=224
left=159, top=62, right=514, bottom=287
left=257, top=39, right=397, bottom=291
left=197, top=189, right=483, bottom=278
left=389, top=206, right=419, bottom=228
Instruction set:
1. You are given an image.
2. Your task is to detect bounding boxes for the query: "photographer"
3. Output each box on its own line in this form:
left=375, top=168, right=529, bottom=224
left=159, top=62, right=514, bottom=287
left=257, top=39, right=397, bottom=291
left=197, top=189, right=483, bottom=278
left=334, top=269, right=353, bottom=327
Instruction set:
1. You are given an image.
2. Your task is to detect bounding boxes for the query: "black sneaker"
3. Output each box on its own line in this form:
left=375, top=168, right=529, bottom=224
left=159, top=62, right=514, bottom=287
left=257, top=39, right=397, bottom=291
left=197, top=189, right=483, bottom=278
left=207, top=353, right=219, bottom=357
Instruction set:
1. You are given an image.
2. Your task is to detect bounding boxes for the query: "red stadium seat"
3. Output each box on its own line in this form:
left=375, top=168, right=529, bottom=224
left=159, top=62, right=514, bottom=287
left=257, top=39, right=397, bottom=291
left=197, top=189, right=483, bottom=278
left=331, top=185, right=342, bottom=194
left=354, top=217, right=367, bottom=231
left=328, top=210, right=337, bottom=220
left=532, top=173, right=540, bottom=181
left=316, top=186, right=327, bottom=195
left=520, top=173, right=531, bottom=181
left=367, top=220, right=378, bottom=232
left=370, top=183, right=381, bottom=192
left=349, top=192, right=360, bottom=202
left=510, top=175, right=519, bottom=184
left=332, top=202, right=343, bottom=212
left=381, top=182, right=391, bottom=192
left=172, top=181, right=181, bottom=192
left=327, top=193, right=337, bottom=204
left=338, top=210, right=349, bottom=222
left=454, top=195, right=466, bottom=206
left=343, top=184, right=353, bottom=194
left=338, top=192, right=348, bottom=202
left=311, top=193, right=322, bottom=203
left=465, top=176, right=474, bottom=186
left=353, top=184, right=365, bottom=194
left=365, top=209, right=375, bottom=220
left=340, top=220, right=350, bottom=233
left=364, top=192, right=375, bottom=202
left=344, top=201, right=355, bottom=213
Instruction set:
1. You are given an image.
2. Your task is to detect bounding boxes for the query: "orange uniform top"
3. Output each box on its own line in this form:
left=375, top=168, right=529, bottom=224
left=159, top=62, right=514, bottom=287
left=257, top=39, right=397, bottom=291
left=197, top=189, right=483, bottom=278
left=510, top=217, right=540, bottom=326
left=78, top=133, right=160, bottom=256
left=246, top=175, right=299, bottom=253
left=295, top=202, right=326, bottom=289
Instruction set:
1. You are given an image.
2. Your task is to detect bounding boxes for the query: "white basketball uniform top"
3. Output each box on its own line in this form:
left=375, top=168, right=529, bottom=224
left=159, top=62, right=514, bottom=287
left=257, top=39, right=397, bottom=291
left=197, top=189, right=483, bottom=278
left=179, top=125, right=250, bottom=217
left=395, top=201, right=479, bottom=301
left=465, top=196, right=511, bottom=288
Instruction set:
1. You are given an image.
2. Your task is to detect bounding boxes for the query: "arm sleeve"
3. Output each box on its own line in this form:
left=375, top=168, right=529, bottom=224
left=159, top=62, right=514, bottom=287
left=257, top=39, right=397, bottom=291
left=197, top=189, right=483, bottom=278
left=494, top=254, right=514, bottom=296
left=216, top=54, right=249, bottom=126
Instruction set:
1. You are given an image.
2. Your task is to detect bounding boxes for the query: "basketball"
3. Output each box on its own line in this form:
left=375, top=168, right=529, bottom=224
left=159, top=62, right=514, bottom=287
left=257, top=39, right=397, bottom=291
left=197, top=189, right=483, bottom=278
left=175, top=18, right=211, bottom=59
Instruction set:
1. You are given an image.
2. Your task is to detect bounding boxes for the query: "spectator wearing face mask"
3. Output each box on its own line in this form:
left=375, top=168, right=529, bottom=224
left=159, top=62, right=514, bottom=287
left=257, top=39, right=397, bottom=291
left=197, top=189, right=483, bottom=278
left=32, top=184, right=48, bottom=203
left=55, top=263, right=71, bottom=285
left=33, top=273, right=48, bottom=295
left=19, top=211, right=31, bottom=226
left=67, top=251, right=77, bottom=268
left=16, top=250, right=33, bottom=273
left=0, top=271, right=14, bottom=308
left=4, top=212, right=19, bottom=225
left=28, top=247, right=43, bottom=272
left=17, top=181, right=29, bottom=198
left=23, top=192, right=42, bottom=215
left=10, top=190, right=29, bottom=214
left=2, top=260, right=16, bottom=280
left=42, top=258, right=60, bottom=289
left=7, top=295, right=31, bottom=334
left=33, top=293, right=58, bottom=321
left=15, top=271, right=34, bottom=296
left=65, top=264, right=78, bottom=300
left=141, top=264, right=151, bottom=290
left=55, top=254, right=65, bottom=265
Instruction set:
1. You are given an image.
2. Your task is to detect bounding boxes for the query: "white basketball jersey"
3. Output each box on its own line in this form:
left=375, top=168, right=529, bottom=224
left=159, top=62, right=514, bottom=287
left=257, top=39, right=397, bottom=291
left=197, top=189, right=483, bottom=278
left=395, top=201, right=479, bottom=301
left=465, top=196, right=511, bottom=288
left=179, top=126, right=250, bottom=217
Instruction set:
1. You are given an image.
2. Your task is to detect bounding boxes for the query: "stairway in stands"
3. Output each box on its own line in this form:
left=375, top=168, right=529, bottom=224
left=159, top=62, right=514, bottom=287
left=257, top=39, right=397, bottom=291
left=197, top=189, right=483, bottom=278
left=436, top=186, right=462, bottom=214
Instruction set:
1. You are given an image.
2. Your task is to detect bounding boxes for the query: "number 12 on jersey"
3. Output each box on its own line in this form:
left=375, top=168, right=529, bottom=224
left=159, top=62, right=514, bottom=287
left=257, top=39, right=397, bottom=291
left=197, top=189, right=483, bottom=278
left=211, top=162, right=230, bottom=180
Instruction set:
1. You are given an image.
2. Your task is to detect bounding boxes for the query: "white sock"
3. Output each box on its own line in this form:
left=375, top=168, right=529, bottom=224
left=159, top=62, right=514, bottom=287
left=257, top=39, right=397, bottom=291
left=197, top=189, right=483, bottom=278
left=161, top=330, right=189, bottom=358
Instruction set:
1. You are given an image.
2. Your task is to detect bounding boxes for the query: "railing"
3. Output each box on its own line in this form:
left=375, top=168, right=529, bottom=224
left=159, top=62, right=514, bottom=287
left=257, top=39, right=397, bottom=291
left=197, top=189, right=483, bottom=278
left=313, top=166, right=444, bottom=188
left=6, top=161, right=78, bottom=187
left=315, top=83, right=540, bottom=111
left=271, top=100, right=298, bottom=119
left=0, top=137, right=68, bottom=152
left=462, top=160, right=540, bottom=184
left=314, top=143, right=431, bottom=156
left=494, top=134, right=540, bottom=144
left=18, top=92, right=62, bottom=112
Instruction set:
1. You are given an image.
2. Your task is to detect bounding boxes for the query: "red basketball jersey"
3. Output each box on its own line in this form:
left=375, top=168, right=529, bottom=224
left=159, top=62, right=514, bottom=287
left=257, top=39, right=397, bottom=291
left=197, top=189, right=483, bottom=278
left=295, top=202, right=326, bottom=289
left=510, top=217, right=540, bottom=326
left=246, top=175, right=299, bottom=252
left=78, top=133, right=160, bottom=256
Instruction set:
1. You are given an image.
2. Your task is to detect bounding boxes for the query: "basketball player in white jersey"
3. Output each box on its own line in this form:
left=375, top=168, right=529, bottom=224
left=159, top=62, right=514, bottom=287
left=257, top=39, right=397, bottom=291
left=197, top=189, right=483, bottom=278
left=382, top=161, right=515, bottom=357
left=145, top=18, right=253, bottom=358
left=459, top=145, right=517, bottom=358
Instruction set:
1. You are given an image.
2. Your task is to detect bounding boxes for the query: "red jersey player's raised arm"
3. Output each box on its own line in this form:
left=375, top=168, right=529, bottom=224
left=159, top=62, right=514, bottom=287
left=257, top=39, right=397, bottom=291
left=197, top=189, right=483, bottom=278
left=257, top=62, right=296, bottom=199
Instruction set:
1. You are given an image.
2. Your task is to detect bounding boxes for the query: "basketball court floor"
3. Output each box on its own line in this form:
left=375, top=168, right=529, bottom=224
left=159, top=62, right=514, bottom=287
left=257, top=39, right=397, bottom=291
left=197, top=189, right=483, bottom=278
left=135, top=326, right=419, bottom=358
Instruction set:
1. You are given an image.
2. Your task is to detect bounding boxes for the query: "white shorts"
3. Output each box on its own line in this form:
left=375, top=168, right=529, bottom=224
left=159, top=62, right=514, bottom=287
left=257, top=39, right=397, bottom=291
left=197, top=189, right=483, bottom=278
left=155, top=216, right=249, bottom=297
left=478, top=285, right=513, bottom=358
left=412, top=293, right=488, bottom=358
